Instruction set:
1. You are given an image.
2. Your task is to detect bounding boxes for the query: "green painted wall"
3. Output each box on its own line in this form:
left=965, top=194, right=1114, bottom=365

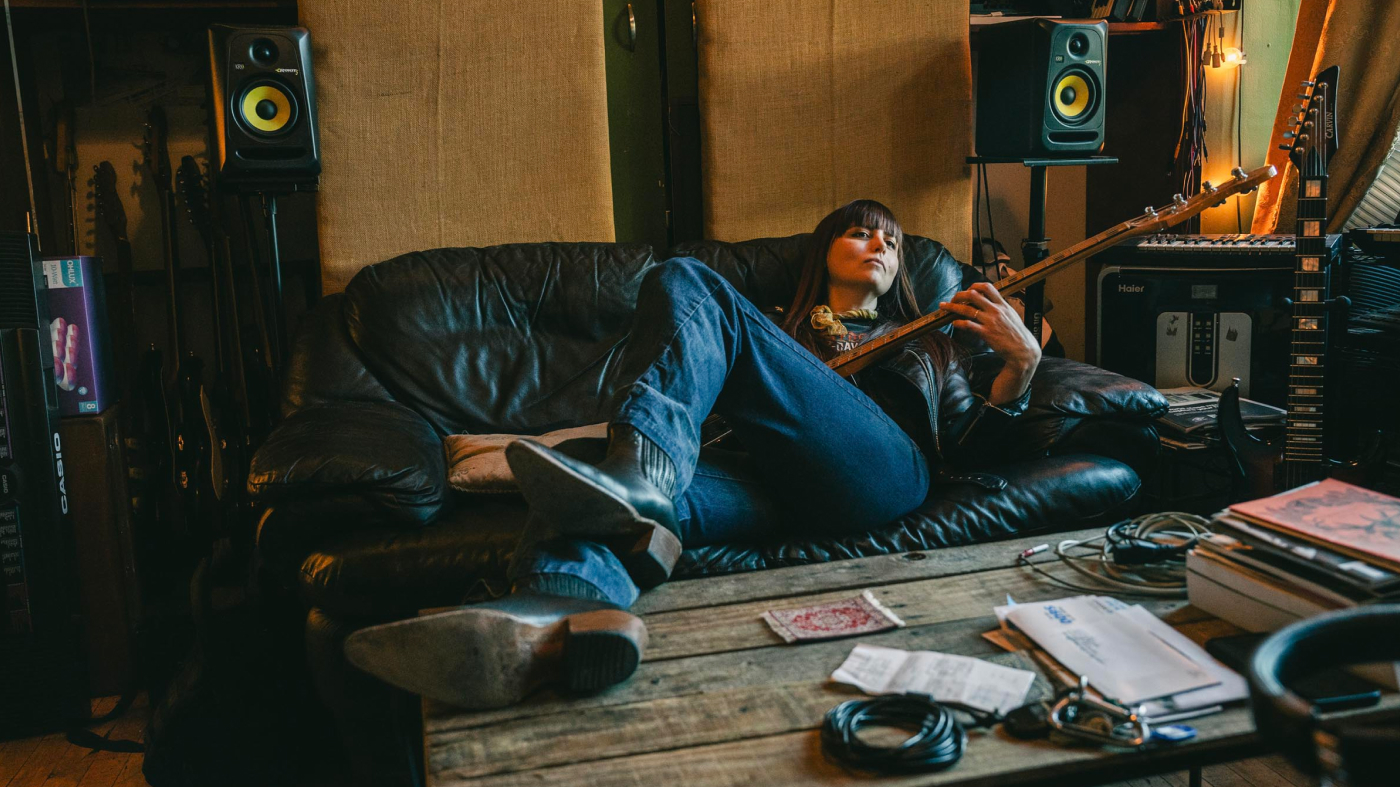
left=1200, top=0, right=1301, bottom=233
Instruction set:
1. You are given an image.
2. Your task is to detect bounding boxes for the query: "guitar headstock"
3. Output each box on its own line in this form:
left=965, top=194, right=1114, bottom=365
left=1124, top=164, right=1278, bottom=235
left=1281, top=65, right=1340, bottom=176
left=143, top=105, right=173, bottom=193
left=177, top=155, right=213, bottom=244
left=93, top=161, right=128, bottom=242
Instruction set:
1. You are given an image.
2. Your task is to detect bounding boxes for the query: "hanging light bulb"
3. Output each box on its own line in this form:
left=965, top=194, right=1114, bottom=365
left=1217, top=47, right=1247, bottom=68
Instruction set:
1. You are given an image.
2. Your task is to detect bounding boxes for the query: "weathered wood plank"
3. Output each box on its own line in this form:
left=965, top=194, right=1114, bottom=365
left=37, top=697, right=126, bottom=787
left=444, top=704, right=1279, bottom=787
left=428, top=606, right=1221, bottom=751
left=1254, top=755, right=1309, bottom=787
left=5, top=733, right=71, bottom=787
left=637, top=529, right=1103, bottom=615
left=432, top=653, right=1040, bottom=779
left=1225, top=756, right=1309, bottom=787
left=643, top=561, right=1203, bottom=662
left=0, top=736, right=44, bottom=787
left=73, top=696, right=147, bottom=787
left=425, top=527, right=1315, bottom=787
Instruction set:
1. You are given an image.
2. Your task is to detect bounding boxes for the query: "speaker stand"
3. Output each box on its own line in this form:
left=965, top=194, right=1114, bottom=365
left=260, top=192, right=288, bottom=365
left=966, top=155, right=1117, bottom=342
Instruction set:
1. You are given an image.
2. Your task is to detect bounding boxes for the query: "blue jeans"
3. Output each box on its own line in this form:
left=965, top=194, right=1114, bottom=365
left=514, top=258, right=931, bottom=607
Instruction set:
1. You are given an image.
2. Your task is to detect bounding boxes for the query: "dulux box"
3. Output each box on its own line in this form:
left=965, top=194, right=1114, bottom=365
left=41, top=256, right=116, bottom=416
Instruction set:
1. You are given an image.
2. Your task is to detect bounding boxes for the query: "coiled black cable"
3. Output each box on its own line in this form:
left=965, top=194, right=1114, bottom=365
left=821, top=694, right=998, bottom=773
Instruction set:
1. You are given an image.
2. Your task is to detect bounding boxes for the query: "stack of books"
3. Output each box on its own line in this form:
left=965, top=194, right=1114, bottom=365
left=1187, top=479, right=1400, bottom=686
left=1155, top=387, right=1286, bottom=450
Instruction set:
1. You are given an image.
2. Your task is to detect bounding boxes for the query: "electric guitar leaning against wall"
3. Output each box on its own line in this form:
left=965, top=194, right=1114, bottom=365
left=1218, top=65, right=1344, bottom=499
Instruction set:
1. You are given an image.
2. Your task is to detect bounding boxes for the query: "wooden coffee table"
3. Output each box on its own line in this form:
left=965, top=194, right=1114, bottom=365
left=422, top=528, right=1396, bottom=786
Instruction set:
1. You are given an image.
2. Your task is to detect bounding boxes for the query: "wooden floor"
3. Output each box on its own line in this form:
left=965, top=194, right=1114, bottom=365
left=1, top=696, right=148, bottom=787
left=0, top=693, right=1313, bottom=787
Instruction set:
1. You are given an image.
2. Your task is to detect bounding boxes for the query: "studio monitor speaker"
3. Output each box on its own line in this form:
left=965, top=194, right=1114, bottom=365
left=208, top=24, right=320, bottom=191
left=975, top=19, right=1107, bottom=157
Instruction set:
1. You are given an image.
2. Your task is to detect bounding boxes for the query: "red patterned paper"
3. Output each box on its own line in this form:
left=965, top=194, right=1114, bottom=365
left=1231, top=479, right=1400, bottom=569
left=762, top=590, right=905, bottom=644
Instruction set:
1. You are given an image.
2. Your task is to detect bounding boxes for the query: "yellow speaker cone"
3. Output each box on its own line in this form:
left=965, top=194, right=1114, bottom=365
left=1054, top=74, right=1091, bottom=119
left=240, top=84, right=293, bottom=133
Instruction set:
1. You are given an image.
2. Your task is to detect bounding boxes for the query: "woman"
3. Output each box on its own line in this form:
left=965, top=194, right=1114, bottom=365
left=345, top=200, right=1041, bottom=709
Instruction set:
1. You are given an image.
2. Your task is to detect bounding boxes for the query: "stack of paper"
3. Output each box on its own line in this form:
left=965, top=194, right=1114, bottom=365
left=1186, top=479, right=1400, bottom=688
left=998, top=595, right=1246, bottom=716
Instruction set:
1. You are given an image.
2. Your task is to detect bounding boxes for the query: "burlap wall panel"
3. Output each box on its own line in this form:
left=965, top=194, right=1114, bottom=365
left=301, top=0, right=616, bottom=293
left=696, top=0, right=971, bottom=256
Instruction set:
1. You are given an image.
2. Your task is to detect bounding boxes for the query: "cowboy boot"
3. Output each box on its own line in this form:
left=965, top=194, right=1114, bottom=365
left=343, top=589, right=646, bottom=709
left=505, top=424, right=682, bottom=588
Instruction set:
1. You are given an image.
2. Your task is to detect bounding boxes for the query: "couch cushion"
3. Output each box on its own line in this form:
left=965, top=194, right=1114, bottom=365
left=445, top=423, right=607, bottom=494
left=676, top=454, right=1141, bottom=576
left=296, top=454, right=1140, bottom=621
left=673, top=233, right=968, bottom=316
left=341, top=243, right=657, bottom=436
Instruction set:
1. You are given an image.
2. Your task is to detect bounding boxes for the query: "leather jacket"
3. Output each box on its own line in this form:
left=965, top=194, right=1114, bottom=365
left=854, top=332, right=1030, bottom=472
left=769, top=309, right=1029, bottom=475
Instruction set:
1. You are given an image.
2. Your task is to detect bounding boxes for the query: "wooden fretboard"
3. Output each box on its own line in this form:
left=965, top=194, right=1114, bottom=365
left=1284, top=161, right=1331, bottom=484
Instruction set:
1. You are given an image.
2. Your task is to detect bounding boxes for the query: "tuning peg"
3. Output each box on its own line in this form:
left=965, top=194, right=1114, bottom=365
left=1298, top=133, right=1310, bottom=143
left=1293, top=104, right=1304, bottom=113
left=1301, top=80, right=1315, bottom=87
left=1173, top=194, right=1187, bottom=207
left=1284, top=131, right=1296, bottom=139
left=1296, top=93, right=1310, bottom=100
left=1202, top=181, right=1216, bottom=192
left=1279, top=143, right=1295, bottom=151
left=1231, top=167, right=1247, bottom=179
left=1143, top=206, right=1158, bottom=217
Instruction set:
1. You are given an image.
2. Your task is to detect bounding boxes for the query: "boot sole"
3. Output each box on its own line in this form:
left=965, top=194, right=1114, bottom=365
left=507, top=440, right=683, bottom=587
left=343, top=607, right=645, bottom=708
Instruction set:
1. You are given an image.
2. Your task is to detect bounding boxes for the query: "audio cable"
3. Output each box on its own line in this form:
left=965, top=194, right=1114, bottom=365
left=1015, top=512, right=1212, bottom=598
left=821, top=694, right=998, bottom=773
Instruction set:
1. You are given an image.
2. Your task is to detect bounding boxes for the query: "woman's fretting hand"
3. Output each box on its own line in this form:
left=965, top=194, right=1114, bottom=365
left=940, top=282, right=1041, bottom=405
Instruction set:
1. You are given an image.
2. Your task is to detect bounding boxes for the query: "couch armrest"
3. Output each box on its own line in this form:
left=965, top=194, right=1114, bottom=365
left=984, top=357, right=1167, bottom=469
left=248, top=402, right=448, bottom=529
left=1027, top=356, right=1169, bottom=419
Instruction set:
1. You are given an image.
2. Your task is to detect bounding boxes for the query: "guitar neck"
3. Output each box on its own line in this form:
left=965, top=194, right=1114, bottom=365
left=1285, top=172, right=1331, bottom=470
left=111, top=238, right=140, bottom=399
left=158, top=190, right=186, bottom=361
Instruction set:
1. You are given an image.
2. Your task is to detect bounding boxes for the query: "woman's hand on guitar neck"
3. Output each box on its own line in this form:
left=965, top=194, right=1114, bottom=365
left=940, top=282, right=1041, bottom=405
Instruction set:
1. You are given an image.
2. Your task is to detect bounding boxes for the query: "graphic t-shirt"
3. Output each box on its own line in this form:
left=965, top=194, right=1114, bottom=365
left=820, top=316, right=881, bottom=355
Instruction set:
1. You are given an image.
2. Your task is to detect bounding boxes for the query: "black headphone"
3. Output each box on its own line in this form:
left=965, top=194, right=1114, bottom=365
left=1248, top=605, right=1400, bottom=787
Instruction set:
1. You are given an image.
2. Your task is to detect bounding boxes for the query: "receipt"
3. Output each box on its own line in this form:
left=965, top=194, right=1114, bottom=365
left=1004, top=596, right=1218, bottom=705
left=831, top=644, right=1036, bottom=715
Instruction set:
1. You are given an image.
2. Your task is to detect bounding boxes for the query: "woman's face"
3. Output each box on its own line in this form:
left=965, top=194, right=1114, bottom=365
left=826, top=225, right=900, bottom=299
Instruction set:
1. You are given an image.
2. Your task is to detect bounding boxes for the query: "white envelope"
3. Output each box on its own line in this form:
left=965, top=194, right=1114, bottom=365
left=1004, top=596, right=1219, bottom=705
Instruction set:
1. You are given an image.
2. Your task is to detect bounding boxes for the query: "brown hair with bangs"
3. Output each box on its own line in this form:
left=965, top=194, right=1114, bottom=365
left=781, top=199, right=928, bottom=360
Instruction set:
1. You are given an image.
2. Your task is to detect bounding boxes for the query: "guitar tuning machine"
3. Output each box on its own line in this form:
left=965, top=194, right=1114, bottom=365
left=1202, top=181, right=1217, bottom=193
left=1143, top=206, right=1158, bottom=217
left=1172, top=194, right=1187, bottom=207
left=1231, top=167, right=1247, bottom=179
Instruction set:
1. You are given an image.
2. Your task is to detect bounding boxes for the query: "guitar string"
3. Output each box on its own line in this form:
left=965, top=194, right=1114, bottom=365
left=4, top=0, right=41, bottom=248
